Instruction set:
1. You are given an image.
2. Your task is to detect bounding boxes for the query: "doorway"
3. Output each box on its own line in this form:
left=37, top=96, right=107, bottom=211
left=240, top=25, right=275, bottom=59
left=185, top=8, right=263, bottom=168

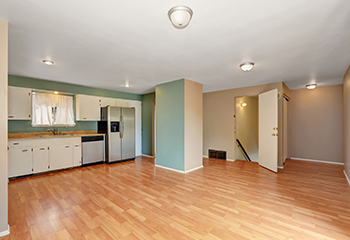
left=235, top=96, right=259, bottom=162
left=235, top=89, right=279, bottom=172
left=152, top=100, right=156, bottom=157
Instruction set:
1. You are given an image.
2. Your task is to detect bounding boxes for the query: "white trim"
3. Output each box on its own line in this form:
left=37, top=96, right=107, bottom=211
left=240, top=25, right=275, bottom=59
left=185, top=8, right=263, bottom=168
left=203, top=155, right=208, bottom=158
left=344, top=170, right=350, bottom=186
left=155, top=164, right=185, bottom=173
left=0, top=225, right=10, bottom=237
left=278, top=166, right=284, bottom=169
left=226, top=159, right=236, bottom=162
left=290, top=157, right=344, bottom=165
left=141, top=154, right=155, bottom=158
left=185, top=165, right=203, bottom=173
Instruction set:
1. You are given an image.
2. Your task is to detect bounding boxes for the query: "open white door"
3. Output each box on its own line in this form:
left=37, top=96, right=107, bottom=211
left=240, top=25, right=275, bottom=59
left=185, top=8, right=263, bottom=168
left=259, top=89, right=278, bottom=172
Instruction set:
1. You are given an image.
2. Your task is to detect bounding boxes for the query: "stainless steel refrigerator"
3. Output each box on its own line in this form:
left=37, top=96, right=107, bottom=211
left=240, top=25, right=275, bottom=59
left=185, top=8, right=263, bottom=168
left=98, top=106, right=135, bottom=163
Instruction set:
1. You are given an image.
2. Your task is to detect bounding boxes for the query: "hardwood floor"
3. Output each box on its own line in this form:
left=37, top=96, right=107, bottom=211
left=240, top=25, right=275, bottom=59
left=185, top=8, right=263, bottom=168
left=1, top=157, right=350, bottom=240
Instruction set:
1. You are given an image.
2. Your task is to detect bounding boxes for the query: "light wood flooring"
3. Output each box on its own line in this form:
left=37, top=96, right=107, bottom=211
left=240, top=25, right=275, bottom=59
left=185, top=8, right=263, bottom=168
left=1, top=157, right=350, bottom=240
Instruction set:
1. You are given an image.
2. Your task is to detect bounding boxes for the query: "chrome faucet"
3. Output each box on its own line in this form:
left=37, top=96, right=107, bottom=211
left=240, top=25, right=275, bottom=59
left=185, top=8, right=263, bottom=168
left=47, top=128, right=58, bottom=135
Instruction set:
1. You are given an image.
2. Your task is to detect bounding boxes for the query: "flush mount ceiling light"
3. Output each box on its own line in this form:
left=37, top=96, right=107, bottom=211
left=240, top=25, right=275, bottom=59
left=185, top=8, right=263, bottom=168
left=240, top=62, right=254, bottom=72
left=241, top=103, right=248, bottom=107
left=306, top=84, right=317, bottom=90
left=42, top=60, right=54, bottom=66
left=168, top=5, right=193, bottom=29
left=53, top=91, right=59, bottom=94
left=124, top=83, right=130, bottom=88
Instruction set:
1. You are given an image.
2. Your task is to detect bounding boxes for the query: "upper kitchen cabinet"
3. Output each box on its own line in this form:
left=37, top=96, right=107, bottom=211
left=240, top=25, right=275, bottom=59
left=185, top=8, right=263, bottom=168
left=116, top=99, right=130, bottom=107
left=100, top=97, right=116, bottom=107
left=8, top=86, right=32, bottom=120
left=76, top=94, right=101, bottom=121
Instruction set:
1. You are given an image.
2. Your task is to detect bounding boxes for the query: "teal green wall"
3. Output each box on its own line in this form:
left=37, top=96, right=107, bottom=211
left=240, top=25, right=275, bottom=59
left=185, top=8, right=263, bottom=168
left=141, top=92, right=155, bottom=156
left=8, top=75, right=142, bottom=133
left=155, top=79, right=185, bottom=171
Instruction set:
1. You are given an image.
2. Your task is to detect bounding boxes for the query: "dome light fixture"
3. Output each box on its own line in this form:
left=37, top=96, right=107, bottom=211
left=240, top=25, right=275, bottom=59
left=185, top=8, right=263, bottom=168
left=42, top=60, right=54, bottom=66
left=306, top=84, right=317, bottom=90
left=168, top=5, right=193, bottom=29
left=240, top=62, right=255, bottom=72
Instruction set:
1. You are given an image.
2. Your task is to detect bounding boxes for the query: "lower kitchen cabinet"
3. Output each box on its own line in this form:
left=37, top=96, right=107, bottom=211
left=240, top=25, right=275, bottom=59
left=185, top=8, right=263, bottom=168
left=8, top=137, right=82, bottom=178
left=49, top=144, right=73, bottom=171
left=73, top=143, right=82, bottom=167
left=33, top=146, right=49, bottom=174
left=8, top=145, right=32, bottom=178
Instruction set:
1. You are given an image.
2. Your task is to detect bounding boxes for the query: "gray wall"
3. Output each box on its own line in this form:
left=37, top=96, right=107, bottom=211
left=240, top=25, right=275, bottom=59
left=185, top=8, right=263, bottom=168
left=290, top=84, right=343, bottom=163
left=0, top=20, right=8, bottom=234
left=344, top=65, right=350, bottom=179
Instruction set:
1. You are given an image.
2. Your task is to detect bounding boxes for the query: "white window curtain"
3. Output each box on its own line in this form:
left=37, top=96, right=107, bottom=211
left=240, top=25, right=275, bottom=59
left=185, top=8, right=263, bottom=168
left=32, top=92, right=75, bottom=127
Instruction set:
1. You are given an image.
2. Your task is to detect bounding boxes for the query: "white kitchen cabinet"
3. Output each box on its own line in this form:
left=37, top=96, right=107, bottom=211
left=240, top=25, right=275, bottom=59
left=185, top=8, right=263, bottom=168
left=49, top=144, right=73, bottom=170
left=8, top=143, right=32, bottom=178
left=73, top=143, right=82, bottom=167
left=33, top=146, right=49, bottom=174
left=76, top=94, right=100, bottom=121
left=8, top=86, right=32, bottom=120
left=116, top=99, right=130, bottom=107
left=100, top=97, right=116, bottom=107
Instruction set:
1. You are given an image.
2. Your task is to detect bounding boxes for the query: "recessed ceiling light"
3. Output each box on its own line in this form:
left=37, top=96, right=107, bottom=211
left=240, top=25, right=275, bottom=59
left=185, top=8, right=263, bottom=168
left=53, top=91, right=59, bottom=94
left=240, top=62, right=255, bottom=72
left=306, top=84, right=317, bottom=90
left=241, top=103, right=248, bottom=107
left=42, top=60, right=54, bottom=66
left=124, top=83, right=130, bottom=88
left=168, top=5, right=193, bottom=29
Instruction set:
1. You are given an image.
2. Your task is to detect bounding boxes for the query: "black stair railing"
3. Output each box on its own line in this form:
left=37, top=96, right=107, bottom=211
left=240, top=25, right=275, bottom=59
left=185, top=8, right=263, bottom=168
left=236, top=139, right=251, bottom=162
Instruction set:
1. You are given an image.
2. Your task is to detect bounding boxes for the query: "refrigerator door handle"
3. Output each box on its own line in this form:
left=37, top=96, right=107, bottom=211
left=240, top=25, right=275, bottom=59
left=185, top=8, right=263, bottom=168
left=120, top=115, right=124, bottom=138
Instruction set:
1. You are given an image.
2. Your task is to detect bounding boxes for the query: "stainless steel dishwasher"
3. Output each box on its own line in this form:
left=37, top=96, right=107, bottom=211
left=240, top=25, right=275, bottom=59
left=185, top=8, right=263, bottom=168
left=81, top=136, right=105, bottom=165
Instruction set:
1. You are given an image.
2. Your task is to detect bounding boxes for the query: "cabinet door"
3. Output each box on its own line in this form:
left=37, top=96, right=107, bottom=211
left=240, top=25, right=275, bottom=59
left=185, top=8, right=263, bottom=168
left=8, top=86, right=32, bottom=120
left=116, top=99, right=129, bottom=107
left=100, top=97, right=116, bottom=107
left=49, top=144, right=73, bottom=170
left=73, top=143, right=82, bottom=167
left=33, top=147, right=49, bottom=174
left=8, top=146, right=32, bottom=178
left=76, top=95, right=100, bottom=121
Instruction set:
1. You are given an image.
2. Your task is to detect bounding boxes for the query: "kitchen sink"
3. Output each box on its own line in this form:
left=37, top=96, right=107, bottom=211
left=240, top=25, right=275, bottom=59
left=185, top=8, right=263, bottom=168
left=37, top=134, right=78, bottom=138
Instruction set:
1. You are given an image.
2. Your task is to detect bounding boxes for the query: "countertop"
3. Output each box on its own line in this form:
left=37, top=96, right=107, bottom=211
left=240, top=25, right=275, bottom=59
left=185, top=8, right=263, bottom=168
left=8, top=131, right=105, bottom=141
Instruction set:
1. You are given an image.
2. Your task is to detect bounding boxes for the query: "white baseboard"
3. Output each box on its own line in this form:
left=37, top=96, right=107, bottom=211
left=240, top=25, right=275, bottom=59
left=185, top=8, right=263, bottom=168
left=226, top=159, right=236, bottom=162
left=155, top=164, right=185, bottom=173
left=290, top=157, right=344, bottom=165
left=344, top=170, right=350, bottom=186
left=203, top=155, right=208, bottom=158
left=0, top=225, right=10, bottom=237
left=185, top=165, right=203, bottom=173
left=278, top=166, right=284, bottom=169
left=141, top=154, right=155, bottom=158
left=155, top=164, right=204, bottom=174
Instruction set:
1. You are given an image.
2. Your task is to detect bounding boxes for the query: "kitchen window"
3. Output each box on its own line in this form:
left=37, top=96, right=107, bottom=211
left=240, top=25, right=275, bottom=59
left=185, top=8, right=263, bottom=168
left=32, top=92, right=76, bottom=127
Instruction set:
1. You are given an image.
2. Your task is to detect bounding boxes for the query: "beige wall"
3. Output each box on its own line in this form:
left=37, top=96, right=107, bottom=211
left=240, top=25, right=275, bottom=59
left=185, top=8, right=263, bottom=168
left=184, top=79, right=203, bottom=172
left=203, top=82, right=285, bottom=166
left=0, top=20, right=8, bottom=234
left=344, top=65, right=350, bottom=180
left=236, top=96, right=258, bottom=162
left=290, top=85, right=343, bottom=163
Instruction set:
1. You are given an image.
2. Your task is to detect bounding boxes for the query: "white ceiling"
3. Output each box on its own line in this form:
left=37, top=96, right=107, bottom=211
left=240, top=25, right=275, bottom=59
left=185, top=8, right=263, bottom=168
left=0, top=0, right=349, bottom=94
